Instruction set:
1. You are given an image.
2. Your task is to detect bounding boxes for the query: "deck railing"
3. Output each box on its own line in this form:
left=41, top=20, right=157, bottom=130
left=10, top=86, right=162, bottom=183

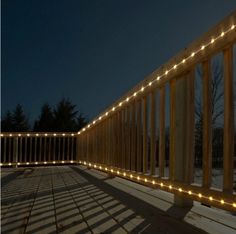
left=1, top=12, right=236, bottom=213
left=76, top=12, right=236, bottom=212
left=0, top=132, right=77, bottom=166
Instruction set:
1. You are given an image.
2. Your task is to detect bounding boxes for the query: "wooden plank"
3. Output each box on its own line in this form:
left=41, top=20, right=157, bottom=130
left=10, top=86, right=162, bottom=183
left=131, top=101, right=136, bottom=171
left=223, top=45, right=234, bottom=193
left=202, top=59, right=212, bottom=188
left=142, top=96, right=148, bottom=173
left=136, top=100, right=142, bottom=172
left=126, top=106, right=131, bottom=170
left=169, top=79, right=176, bottom=181
left=150, top=91, right=156, bottom=175
left=159, top=87, right=165, bottom=177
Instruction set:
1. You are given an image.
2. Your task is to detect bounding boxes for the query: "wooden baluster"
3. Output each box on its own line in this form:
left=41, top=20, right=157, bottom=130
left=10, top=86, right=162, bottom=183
left=142, top=96, right=148, bottom=173
left=202, top=59, right=212, bottom=188
left=150, top=91, right=156, bottom=175
left=223, top=46, right=234, bottom=193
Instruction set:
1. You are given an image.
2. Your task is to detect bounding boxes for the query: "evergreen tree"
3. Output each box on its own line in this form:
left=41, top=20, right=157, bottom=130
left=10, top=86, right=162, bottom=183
left=12, top=104, right=30, bottom=131
left=34, top=103, right=54, bottom=131
left=1, top=111, right=14, bottom=131
left=53, top=98, right=78, bottom=131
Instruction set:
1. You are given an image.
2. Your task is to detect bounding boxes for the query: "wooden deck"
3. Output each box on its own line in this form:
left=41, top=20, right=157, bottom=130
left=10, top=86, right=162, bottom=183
left=1, top=166, right=209, bottom=234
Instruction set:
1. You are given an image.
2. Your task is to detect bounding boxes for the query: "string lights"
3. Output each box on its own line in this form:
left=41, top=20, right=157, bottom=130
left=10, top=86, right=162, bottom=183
left=74, top=23, right=235, bottom=135
left=80, top=161, right=236, bottom=210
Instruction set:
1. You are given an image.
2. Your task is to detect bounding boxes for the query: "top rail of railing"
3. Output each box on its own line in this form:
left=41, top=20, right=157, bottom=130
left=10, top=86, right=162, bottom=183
left=0, top=132, right=77, bottom=137
left=77, top=11, right=236, bottom=134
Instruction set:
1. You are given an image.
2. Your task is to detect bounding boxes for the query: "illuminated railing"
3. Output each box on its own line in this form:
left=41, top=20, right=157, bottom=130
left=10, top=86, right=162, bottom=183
left=1, top=12, right=235, bottom=213
left=76, top=12, right=236, bottom=212
left=0, top=132, right=77, bottom=166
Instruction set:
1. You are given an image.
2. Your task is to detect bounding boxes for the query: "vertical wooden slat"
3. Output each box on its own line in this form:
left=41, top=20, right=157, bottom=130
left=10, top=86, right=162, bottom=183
left=4, top=137, right=7, bottom=162
left=71, top=136, right=74, bottom=161
left=202, top=59, right=212, bottom=188
left=25, top=137, right=27, bottom=162
left=34, top=137, right=37, bottom=162
left=184, top=70, right=195, bottom=183
left=19, top=137, right=22, bottom=163
left=131, top=101, right=136, bottom=171
left=44, top=137, right=47, bottom=162
left=39, top=137, right=42, bottom=162
left=150, top=91, right=156, bottom=175
left=159, top=87, right=165, bottom=177
left=126, top=106, right=131, bottom=170
left=53, top=137, right=56, bottom=161
left=62, top=136, right=65, bottom=161
left=142, top=96, right=148, bottom=173
left=67, top=137, right=70, bottom=161
left=223, top=46, right=234, bottom=193
left=48, top=137, right=51, bottom=162
left=30, top=137, right=32, bottom=162
left=169, top=79, right=176, bottom=181
left=137, top=100, right=142, bottom=172
left=9, top=138, right=12, bottom=162
left=122, top=109, right=126, bottom=169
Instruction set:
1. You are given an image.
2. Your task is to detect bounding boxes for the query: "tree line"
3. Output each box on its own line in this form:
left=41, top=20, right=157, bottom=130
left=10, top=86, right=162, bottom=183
left=1, top=98, right=88, bottom=132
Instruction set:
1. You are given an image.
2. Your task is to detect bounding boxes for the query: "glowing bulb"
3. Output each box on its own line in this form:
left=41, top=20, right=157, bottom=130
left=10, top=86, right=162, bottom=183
left=35, top=162, right=38, bottom=165
left=165, top=70, right=168, bottom=75
left=8, top=163, right=12, bottom=166
left=89, top=163, right=91, bottom=166
left=123, top=172, right=126, bottom=176
left=191, top=52, right=195, bottom=57
left=141, top=86, right=144, bottom=92
left=27, top=134, right=30, bottom=137
left=188, top=190, right=192, bottom=195
left=149, top=81, right=152, bottom=86
left=201, top=45, right=205, bottom=50
left=78, top=132, right=81, bottom=135
left=156, top=76, right=160, bottom=81
left=93, top=121, right=96, bottom=124
left=152, top=180, right=155, bottom=185
left=45, top=133, right=47, bottom=136
left=117, top=171, right=119, bottom=174
left=44, top=161, right=47, bottom=164
left=53, top=161, right=56, bottom=164
left=233, top=203, right=236, bottom=208
left=105, top=167, right=108, bottom=171
left=62, top=133, right=65, bottom=136
left=17, top=162, right=20, bottom=165
left=160, top=183, right=163, bottom=187
left=209, top=196, right=213, bottom=201
left=182, top=59, right=186, bottom=63
left=133, top=92, right=137, bottom=97
left=178, top=188, right=182, bottom=192
left=88, top=124, right=90, bottom=128
left=231, top=24, right=235, bottom=30
left=84, top=162, right=87, bottom=165
left=62, top=161, right=64, bottom=163
left=18, top=134, right=21, bottom=137
left=137, top=176, right=140, bottom=180
left=144, top=178, right=147, bottom=182
left=112, top=107, right=115, bottom=111
left=220, top=199, right=224, bottom=204
left=99, top=166, right=102, bottom=169
left=10, top=134, right=12, bottom=137
left=198, top=193, right=202, bottom=198
left=126, top=97, right=129, bottom=102
left=111, top=169, right=113, bottom=173
left=0, top=134, right=3, bottom=137
left=211, top=38, right=215, bottom=44
left=169, top=185, right=172, bottom=189
left=130, top=174, right=133, bottom=178
left=94, top=165, right=97, bottom=168
left=99, top=116, right=102, bottom=120
left=36, top=133, right=39, bottom=136
left=173, top=64, right=177, bottom=69
left=0, top=163, right=3, bottom=166
left=221, top=31, right=225, bottom=37
left=119, top=102, right=122, bottom=107
left=71, top=133, right=74, bottom=136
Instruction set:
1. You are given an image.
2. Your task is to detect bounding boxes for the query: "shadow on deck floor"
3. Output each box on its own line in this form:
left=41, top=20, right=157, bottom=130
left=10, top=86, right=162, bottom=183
left=1, top=166, right=206, bottom=234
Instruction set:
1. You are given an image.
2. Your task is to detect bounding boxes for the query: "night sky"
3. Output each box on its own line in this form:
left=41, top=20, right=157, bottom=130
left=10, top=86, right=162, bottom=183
left=2, top=0, right=236, bottom=123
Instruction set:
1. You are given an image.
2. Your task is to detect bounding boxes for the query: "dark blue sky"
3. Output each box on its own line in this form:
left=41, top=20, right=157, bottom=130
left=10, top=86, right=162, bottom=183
left=2, top=0, right=236, bottom=122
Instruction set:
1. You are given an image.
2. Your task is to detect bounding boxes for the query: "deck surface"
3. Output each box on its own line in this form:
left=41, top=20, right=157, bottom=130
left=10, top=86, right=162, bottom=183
left=1, top=166, right=207, bottom=234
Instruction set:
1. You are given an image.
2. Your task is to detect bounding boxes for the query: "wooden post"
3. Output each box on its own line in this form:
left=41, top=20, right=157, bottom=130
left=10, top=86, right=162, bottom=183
left=223, top=46, right=234, bottom=193
left=142, top=96, right=148, bottom=173
left=131, top=101, right=136, bottom=171
left=150, top=91, right=156, bottom=175
left=137, top=100, right=142, bottom=172
left=202, top=59, right=212, bottom=189
left=170, top=79, right=176, bottom=181
left=159, top=87, right=165, bottom=177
